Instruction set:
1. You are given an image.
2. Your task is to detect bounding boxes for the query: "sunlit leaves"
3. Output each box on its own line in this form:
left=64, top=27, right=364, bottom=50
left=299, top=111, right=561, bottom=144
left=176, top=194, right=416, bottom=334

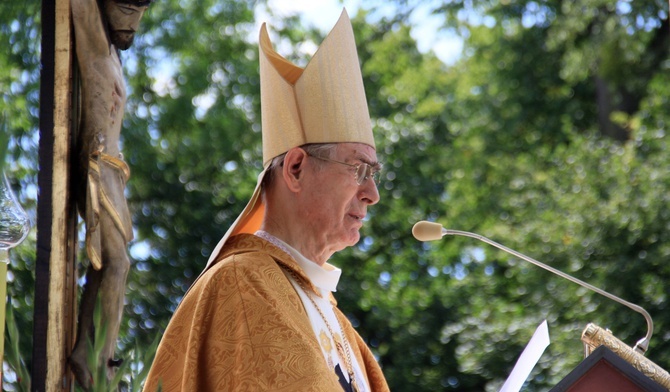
left=1, top=0, right=668, bottom=390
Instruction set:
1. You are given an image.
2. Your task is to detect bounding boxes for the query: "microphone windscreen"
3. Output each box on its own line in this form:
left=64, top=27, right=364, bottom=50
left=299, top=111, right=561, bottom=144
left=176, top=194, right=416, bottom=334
left=412, top=221, right=444, bottom=241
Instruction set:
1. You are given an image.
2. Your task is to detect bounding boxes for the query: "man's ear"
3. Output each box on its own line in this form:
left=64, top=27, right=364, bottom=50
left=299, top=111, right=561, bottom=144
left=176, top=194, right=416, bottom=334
left=282, top=147, right=308, bottom=192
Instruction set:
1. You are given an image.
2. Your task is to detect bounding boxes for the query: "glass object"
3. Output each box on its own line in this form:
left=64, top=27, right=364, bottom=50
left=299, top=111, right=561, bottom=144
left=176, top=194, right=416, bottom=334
left=0, top=168, right=30, bottom=374
left=0, top=169, right=30, bottom=251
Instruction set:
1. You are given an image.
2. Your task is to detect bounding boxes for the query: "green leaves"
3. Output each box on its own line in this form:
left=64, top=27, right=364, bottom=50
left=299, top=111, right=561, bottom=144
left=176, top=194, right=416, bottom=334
left=344, top=2, right=670, bottom=390
left=1, top=0, right=668, bottom=390
left=1, top=114, right=7, bottom=170
left=4, top=302, right=31, bottom=391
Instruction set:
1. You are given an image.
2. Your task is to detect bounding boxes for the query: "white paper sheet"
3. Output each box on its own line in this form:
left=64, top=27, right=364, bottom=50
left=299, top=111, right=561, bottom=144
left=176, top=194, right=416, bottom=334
left=500, top=320, right=550, bottom=392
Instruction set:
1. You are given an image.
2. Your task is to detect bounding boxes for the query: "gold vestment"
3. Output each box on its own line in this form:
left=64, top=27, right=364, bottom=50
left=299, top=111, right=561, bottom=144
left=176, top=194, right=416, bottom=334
left=144, top=234, right=390, bottom=391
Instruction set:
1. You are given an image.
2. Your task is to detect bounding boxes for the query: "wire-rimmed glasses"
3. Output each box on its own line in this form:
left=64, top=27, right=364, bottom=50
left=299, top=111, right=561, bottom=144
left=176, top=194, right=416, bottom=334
left=307, top=153, right=382, bottom=185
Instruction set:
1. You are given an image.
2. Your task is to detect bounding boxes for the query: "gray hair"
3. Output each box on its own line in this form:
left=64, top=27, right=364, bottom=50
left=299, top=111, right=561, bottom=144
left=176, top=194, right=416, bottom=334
left=262, top=143, right=338, bottom=191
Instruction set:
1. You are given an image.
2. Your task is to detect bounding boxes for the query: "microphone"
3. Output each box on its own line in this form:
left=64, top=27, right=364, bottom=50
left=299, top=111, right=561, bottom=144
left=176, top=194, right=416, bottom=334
left=412, top=220, right=654, bottom=355
left=412, top=221, right=445, bottom=241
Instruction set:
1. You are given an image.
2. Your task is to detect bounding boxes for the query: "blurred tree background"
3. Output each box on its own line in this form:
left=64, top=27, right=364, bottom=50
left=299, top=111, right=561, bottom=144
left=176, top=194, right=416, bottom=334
left=1, top=0, right=669, bottom=390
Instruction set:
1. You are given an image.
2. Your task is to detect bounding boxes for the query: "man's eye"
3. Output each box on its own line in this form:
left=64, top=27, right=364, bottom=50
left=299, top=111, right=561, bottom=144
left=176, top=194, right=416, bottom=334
left=118, top=5, right=138, bottom=14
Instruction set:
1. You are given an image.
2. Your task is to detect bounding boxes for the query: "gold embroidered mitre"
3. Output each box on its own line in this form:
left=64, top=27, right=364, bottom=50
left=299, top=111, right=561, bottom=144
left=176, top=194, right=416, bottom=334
left=259, top=8, right=375, bottom=165
left=204, top=9, right=374, bottom=270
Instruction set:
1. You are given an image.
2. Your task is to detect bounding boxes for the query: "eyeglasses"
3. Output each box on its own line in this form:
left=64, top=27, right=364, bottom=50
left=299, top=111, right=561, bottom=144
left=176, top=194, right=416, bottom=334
left=307, top=153, right=382, bottom=185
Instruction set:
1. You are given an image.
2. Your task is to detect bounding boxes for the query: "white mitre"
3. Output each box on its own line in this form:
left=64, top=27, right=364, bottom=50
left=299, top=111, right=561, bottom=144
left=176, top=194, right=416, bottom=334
left=204, top=9, right=375, bottom=271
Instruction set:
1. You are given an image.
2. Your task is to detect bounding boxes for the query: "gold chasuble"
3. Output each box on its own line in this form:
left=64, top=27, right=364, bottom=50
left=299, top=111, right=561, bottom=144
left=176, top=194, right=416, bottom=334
left=143, top=234, right=390, bottom=391
left=146, top=10, right=389, bottom=391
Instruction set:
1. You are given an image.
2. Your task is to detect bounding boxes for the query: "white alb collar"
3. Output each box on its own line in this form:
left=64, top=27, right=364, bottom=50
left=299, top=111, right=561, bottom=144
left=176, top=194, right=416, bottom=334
left=255, top=230, right=342, bottom=293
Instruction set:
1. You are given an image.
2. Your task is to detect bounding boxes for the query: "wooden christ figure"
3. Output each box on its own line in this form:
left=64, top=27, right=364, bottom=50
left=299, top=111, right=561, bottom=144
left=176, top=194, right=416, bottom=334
left=69, top=0, right=151, bottom=388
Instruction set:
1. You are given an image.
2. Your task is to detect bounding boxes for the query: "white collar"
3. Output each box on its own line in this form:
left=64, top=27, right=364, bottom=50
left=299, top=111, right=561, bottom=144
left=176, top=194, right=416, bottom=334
left=255, top=230, right=342, bottom=293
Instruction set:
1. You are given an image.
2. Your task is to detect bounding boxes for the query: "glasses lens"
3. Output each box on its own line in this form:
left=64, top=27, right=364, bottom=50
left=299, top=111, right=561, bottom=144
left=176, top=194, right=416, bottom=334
left=371, top=169, right=381, bottom=184
left=356, top=164, right=381, bottom=185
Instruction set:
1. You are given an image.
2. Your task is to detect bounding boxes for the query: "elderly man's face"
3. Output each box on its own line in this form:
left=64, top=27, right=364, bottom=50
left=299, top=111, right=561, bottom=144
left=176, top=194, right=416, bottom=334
left=301, top=143, right=381, bottom=253
left=104, top=0, right=148, bottom=50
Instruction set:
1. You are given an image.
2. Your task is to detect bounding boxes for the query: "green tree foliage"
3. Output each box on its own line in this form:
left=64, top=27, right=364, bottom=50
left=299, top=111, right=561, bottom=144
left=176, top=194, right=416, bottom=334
left=0, top=0, right=41, bottom=378
left=1, top=0, right=669, bottom=390
left=347, top=1, right=669, bottom=390
left=119, top=0, right=264, bottom=348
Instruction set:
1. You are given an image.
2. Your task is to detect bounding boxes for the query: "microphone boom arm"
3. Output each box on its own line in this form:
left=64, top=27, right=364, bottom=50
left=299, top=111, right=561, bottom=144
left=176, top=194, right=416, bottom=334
left=442, top=228, right=653, bottom=355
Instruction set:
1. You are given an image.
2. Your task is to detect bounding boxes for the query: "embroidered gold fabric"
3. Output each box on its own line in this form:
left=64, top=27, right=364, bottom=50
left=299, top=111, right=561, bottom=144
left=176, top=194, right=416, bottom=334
left=144, top=234, right=390, bottom=392
left=258, top=9, right=375, bottom=166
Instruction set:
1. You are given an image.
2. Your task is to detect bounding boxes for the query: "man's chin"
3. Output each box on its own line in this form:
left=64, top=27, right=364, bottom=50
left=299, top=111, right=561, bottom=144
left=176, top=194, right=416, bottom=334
left=332, top=234, right=360, bottom=252
left=111, top=32, right=135, bottom=50
left=346, top=232, right=361, bottom=247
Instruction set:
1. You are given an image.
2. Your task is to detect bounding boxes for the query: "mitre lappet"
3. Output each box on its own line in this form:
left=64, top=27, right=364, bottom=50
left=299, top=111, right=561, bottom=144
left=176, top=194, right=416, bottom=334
left=205, top=9, right=375, bottom=271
